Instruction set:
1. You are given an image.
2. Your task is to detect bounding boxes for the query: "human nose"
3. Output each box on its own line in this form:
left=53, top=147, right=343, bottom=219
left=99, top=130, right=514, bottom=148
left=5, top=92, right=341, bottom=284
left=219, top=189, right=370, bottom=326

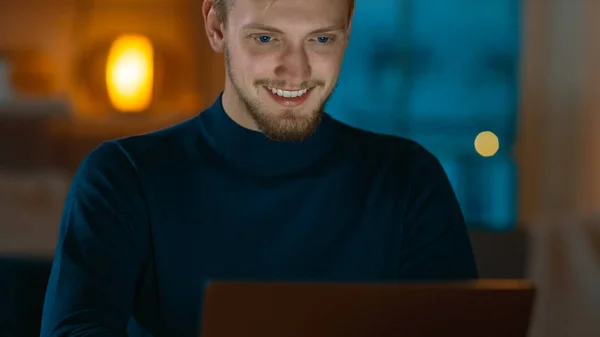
left=274, top=44, right=311, bottom=85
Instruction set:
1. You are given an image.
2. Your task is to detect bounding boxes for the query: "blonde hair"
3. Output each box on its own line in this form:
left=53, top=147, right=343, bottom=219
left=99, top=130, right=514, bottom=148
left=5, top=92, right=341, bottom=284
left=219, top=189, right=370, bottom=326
left=212, top=0, right=231, bottom=24
left=212, top=0, right=354, bottom=26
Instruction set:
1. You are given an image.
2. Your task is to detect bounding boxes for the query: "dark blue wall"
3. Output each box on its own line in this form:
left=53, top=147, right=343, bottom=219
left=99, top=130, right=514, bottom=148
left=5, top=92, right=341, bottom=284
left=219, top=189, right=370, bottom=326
left=327, top=0, right=520, bottom=230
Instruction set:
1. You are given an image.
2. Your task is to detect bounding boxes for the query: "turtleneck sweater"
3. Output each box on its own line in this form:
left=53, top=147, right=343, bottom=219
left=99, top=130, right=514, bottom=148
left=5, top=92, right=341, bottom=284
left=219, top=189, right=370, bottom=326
left=41, top=94, right=477, bottom=337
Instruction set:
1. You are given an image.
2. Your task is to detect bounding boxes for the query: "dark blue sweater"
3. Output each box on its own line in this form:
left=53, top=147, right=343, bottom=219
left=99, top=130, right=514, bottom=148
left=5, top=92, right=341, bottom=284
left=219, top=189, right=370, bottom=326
left=41, top=95, right=477, bottom=336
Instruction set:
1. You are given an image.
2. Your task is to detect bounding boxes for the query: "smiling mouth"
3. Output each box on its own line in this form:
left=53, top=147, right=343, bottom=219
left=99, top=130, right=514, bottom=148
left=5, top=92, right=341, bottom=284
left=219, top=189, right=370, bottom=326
left=264, top=86, right=314, bottom=107
left=266, top=86, right=310, bottom=98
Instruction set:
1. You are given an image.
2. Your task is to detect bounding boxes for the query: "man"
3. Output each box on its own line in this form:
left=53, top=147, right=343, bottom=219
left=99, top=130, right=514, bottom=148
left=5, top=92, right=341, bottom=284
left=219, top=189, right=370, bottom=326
left=41, top=0, right=478, bottom=336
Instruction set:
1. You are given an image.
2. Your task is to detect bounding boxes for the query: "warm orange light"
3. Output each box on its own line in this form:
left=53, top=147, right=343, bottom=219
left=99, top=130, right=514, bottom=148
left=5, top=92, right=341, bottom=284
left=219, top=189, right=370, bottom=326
left=106, top=34, right=154, bottom=113
left=475, top=131, right=500, bottom=157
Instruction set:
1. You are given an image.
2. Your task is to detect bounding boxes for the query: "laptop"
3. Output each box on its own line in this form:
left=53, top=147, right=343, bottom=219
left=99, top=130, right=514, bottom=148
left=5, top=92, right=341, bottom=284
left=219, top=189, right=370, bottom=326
left=201, top=279, right=535, bottom=337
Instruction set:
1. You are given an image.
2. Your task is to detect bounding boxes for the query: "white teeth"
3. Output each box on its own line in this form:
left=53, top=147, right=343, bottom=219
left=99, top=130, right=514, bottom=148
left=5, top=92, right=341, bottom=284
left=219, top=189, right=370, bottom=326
left=267, top=87, right=309, bottom=98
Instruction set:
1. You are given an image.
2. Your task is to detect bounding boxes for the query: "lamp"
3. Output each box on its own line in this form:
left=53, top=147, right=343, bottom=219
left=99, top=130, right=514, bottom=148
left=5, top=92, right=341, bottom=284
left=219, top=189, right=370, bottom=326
left=106, top=34, right=154, bottom=113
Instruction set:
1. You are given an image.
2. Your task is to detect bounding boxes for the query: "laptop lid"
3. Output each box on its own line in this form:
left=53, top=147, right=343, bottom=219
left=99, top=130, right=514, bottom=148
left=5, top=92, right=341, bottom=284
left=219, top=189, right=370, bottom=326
left=201, top=279, right=535, bottom=337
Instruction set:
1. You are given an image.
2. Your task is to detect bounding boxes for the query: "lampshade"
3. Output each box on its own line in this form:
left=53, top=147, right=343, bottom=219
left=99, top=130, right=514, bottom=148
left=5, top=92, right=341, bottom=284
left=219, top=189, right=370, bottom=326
left=106, top=34, right=154, bottom=113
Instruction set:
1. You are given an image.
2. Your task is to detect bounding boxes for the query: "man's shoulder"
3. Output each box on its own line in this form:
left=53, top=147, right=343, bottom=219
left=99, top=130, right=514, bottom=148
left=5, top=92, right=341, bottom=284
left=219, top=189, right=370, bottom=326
left=79, top=114, right=204, bottom=176
left=330, top=117, right=438, bottom=168
left=116, top=114, right=203, bottom=158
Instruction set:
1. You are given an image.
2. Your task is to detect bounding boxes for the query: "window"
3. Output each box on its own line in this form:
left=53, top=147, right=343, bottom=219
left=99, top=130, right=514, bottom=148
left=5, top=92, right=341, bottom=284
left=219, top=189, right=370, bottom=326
left=327, top=0, right=520, bottom=230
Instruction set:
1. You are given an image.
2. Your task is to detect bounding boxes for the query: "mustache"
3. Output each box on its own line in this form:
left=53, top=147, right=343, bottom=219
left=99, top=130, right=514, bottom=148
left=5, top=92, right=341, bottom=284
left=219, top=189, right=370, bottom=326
left=254, top=79, right=325, bottom=89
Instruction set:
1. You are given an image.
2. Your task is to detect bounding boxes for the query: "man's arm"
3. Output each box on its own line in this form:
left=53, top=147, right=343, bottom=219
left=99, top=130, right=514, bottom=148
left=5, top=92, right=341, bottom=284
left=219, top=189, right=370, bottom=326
left=398, top=149, right=478, bottom=280
left=41, top=141, right=150, bottom=336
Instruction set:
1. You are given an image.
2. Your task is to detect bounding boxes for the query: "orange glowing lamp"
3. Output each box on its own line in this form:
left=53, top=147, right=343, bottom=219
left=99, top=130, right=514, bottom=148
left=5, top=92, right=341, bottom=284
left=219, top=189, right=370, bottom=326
left=106, top=34, right=154, bottom=113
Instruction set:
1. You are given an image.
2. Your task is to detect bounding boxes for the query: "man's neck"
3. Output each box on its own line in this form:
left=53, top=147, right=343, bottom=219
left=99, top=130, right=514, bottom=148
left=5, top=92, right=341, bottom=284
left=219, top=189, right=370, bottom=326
left=221, top=82, right=260, bottom=132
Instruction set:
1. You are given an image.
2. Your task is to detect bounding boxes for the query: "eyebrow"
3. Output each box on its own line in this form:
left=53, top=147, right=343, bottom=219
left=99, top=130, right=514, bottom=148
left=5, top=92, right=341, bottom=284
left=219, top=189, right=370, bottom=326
left=241, top=23, right=346, bottom=35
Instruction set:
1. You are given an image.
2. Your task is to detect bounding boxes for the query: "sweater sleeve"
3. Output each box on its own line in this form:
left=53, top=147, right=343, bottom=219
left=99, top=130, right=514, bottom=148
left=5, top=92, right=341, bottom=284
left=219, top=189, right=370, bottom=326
left=398, top=148, right=479, bottom=281
left=41, top=141, right=150, bottom=336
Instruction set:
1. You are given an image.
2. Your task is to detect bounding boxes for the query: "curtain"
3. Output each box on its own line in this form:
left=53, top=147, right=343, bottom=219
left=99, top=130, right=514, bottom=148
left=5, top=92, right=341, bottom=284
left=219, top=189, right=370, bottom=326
left=520, top=1, right=600, bottom=336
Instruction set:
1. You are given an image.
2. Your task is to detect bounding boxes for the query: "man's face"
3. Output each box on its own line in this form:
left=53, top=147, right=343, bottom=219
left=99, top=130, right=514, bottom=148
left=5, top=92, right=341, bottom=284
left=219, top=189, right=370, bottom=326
left=223, top=0, right=352, bottom=141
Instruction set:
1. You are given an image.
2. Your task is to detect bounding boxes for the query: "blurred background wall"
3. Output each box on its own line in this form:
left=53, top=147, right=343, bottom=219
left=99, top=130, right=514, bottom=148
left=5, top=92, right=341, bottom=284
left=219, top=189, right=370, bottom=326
left=0, top=0, right=599, bottom=336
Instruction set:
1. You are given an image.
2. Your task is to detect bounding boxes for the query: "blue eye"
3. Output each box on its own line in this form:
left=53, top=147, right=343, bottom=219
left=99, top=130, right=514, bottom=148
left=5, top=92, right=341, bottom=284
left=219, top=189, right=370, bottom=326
left=257, top=35, right=272, bottom=43
left=315, top=37, right=330, bottom=43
